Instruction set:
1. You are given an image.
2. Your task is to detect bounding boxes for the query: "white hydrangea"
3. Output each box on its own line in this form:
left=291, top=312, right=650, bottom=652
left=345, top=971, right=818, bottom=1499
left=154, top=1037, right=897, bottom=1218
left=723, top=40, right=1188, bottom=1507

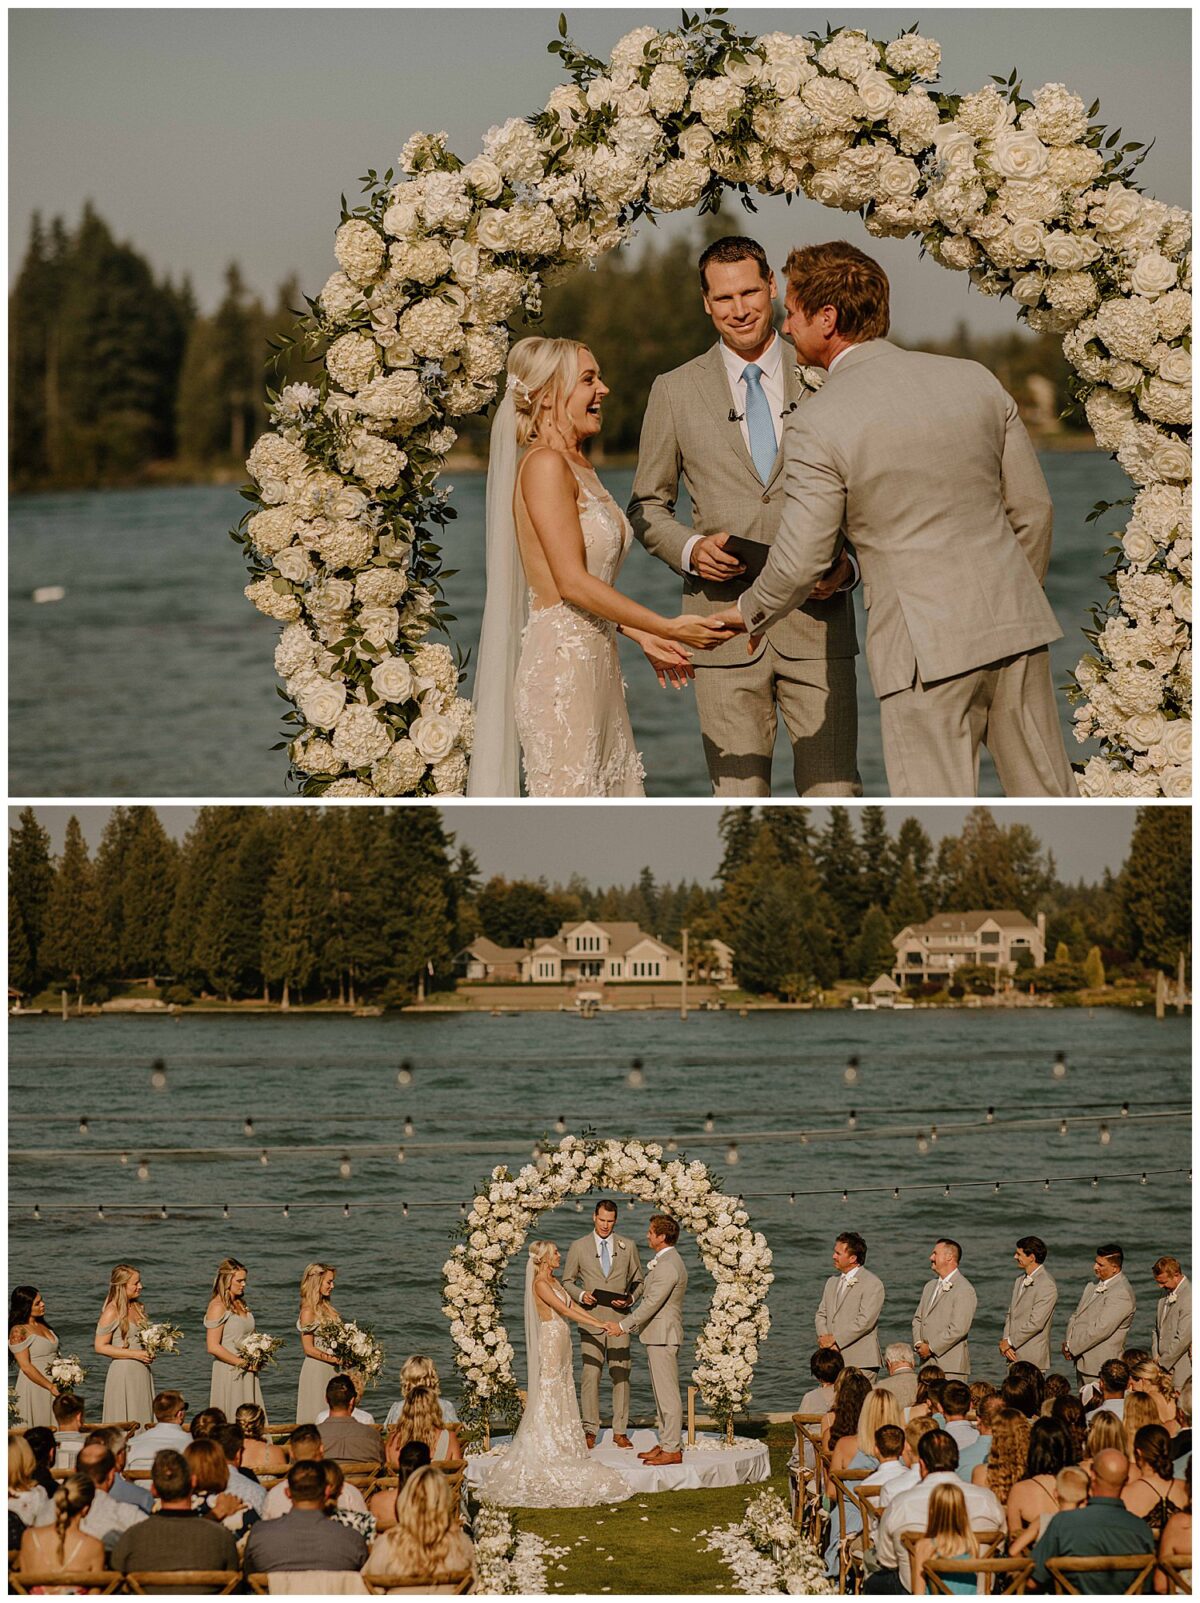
left=1023, top=82, right=1089, bottom=146
left=244, top=578, right=301, bottom=622
left=886, top=89, right=941, bottom=153
left=1085, top=387, right=1137, bottom=451
left=802, top=75, right=866, bottom=132
left=483, top=117, right=545, bottom=183
left=390, top=238, right=452, bottom=285
left=337, top=429, right=405, bottom=491
left=247, top=433, right=309, bottom=488
left=1094, top=295, right=1161, bottom=363
left=956, top=86, right=1014, bottom=139
left=418, top=171, right=473, bottom=232
left=1045, top=270, right=1099, bottom=321
left=1154, top=291, right=1191, bottom=342
left=1139, top=377, right=1191, bottom=427
left=315, top=518, right=374, bottom=571
left=291, top=733, right=344, bottom=775
left=354, top=568, right=409, bottom=609
left=334, top=219, right=387, bottom=285
left=817, top=29, right=878, bottom=82
left=431, top=750, right=469, bottom=794
left=1045, top=145, right=1104, bottom=190
left=354, top=370, right=434, bottom=429
left=462, top=327, right=509, bottom=383
left=326, top=332, right=380, bottom=392
left=369, top=741, right=427, bottom=795
left=648, top=159, right=710, bottom=212
left=543, top=84, right=587, bottom=127
left=412, top=641, right=459, bottom=694
left=248, top=506, right=302, bottom=557
left=609, top=25, right=662, bottom=70
left=319, top=272, right=368, bottom=323
left=690, top=75, right=746, bottom=133
left=274, top=622, right=320, bottom=678
left=331, top=704, right=393, bottom=768
left=647, top=63, right=689, bottom=115
left=583, top=144, right=648, bottom=208
left=883, top=32, right=942, bottom=79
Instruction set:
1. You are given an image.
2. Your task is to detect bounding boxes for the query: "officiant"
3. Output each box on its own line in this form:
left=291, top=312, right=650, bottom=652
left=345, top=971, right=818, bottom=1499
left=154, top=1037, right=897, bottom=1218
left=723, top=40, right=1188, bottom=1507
left=562, top=1201, right=644, bottom=1449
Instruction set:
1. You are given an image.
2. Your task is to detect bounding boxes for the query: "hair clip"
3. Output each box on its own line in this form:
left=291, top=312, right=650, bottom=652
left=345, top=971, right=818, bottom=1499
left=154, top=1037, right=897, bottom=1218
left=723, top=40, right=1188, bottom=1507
left=506, top=373, right=532, bottom=405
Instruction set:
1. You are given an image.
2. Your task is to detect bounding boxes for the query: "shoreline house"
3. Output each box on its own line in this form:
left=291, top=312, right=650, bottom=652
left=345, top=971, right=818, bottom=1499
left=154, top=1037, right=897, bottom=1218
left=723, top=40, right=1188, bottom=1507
left=460, top=920, right=687, bottom=985
left=892, top=910, right=1046, bottom=990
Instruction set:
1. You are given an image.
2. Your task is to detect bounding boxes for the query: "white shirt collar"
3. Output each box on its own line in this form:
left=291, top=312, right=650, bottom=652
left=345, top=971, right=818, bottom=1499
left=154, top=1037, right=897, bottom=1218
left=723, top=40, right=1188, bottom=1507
left=652, top=1245, right=674, bottom=1263
left=938, top=1272, right=957, bottom=1291
left=594, top=1232, right=615, bottom=1253
left=827, top=345, right=855, bottom=375
left=840, top=1267, right=860, bottom=1283
left=720, top=330, right=783, bottom=387
left=1021, top=1265, right=1042, bottom=1287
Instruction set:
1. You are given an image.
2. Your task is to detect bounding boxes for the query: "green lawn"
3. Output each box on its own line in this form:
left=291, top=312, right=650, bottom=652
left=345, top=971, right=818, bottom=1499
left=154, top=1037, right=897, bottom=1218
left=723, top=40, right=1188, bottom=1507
left=502, top=1424, right=793, bottom=1594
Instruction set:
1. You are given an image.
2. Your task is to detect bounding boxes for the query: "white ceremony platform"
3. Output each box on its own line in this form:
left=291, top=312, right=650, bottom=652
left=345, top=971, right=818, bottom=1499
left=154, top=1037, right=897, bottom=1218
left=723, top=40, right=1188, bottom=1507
left=468, top=1427, right=770, bottom=1498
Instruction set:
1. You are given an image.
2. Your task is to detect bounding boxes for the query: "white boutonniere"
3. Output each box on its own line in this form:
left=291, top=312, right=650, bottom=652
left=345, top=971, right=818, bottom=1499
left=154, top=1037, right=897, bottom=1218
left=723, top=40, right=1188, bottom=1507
left=795, top=364, right=826, bottom=394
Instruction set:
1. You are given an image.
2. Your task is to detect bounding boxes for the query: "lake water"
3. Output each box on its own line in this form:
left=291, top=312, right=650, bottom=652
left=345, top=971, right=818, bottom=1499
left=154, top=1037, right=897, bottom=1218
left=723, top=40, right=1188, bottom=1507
left=8, top=1007, right=1189, bottom=1419
left=9, top=452, right=1129, bottom=796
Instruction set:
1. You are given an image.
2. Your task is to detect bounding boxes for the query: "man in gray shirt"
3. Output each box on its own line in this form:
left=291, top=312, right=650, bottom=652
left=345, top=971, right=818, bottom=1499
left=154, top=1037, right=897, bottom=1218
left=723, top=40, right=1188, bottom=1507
left=242, top=1461, right=368, bottom=1575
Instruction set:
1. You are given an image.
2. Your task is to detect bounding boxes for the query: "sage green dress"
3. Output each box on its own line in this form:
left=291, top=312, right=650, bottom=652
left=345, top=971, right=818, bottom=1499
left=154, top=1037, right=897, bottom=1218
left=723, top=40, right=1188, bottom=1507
left=98, top=1319, right=153, bottom=1425
left=296, top=1317, right=339, bottom=1424
left=10, top=1328, right=59, bottom=1428
left=205, top=1307, right=266, bottom=1417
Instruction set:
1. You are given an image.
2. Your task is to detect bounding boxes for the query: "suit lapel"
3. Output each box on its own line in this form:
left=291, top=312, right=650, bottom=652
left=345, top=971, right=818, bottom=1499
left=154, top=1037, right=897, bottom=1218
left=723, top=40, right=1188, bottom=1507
left=698, top=344, right=759, bottom=482
left=766, top=354, right=803, bottom=490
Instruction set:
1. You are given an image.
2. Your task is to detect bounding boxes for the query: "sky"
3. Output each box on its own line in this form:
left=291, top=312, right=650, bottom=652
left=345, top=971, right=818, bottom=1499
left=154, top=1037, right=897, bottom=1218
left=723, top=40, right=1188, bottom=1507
left=17, top=803, right=1142, bottom=886
left=8, top=8, right=1190, bottom=342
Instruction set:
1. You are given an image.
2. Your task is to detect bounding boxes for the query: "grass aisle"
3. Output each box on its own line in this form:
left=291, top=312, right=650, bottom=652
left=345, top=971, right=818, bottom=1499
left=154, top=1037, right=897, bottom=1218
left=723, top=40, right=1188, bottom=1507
left=509, top=1426, right=793, bottom=1594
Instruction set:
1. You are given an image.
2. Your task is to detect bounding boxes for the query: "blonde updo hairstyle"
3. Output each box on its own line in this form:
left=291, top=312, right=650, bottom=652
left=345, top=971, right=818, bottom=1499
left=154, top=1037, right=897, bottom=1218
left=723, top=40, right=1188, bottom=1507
left=507, top=336, right=587, bottom=449
left=401, top=1355, right=442, bottom=1400
left=528, top=1240, right=558, bottom=1271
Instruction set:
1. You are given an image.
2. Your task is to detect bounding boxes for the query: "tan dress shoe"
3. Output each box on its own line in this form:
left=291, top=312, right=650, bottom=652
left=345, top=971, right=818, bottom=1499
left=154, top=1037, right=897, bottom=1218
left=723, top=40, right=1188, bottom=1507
left=585, top=1432, right=596, bottom=1449
left=612, top=1434, right=634, bottom=1449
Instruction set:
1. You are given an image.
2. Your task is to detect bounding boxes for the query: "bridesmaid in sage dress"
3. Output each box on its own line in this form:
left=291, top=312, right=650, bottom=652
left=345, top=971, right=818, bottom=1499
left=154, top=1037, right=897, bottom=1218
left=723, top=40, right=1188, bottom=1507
left=94, top=1262, right=154, bottom=1425
left=8, top=1285, right=60, bottom=1429
left=296, top=1261, right=342, bottom=1424
left=205, top=1257, right=266, bottom=1417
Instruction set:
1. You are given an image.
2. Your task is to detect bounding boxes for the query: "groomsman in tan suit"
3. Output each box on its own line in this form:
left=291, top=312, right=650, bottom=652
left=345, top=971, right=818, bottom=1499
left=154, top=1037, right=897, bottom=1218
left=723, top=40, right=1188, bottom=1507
left=1062, top=1243, right=1137, bottom=1387
left=715, top=240, right=1077, bottom=797
left=912, top=1239, right=977, bottom=1381
left=561, top=1200, right=644, bottom=1448
left=1000, top=1235, right=1058, bottom=1371
left=814, top=1230, right=886, bottom=1371
left=619, top=1214, right=688, bottom=1466
left=629, top=235, right=861, bottom=797
left=1151, top=1256, right=1191, bottom=1390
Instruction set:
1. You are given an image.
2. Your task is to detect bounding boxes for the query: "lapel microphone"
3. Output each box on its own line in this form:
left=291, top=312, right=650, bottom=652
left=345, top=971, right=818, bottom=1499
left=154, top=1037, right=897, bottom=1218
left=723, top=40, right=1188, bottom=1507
left=727, top=407, right=744, bottom=423
left=780, top=399, right=799, bottom=418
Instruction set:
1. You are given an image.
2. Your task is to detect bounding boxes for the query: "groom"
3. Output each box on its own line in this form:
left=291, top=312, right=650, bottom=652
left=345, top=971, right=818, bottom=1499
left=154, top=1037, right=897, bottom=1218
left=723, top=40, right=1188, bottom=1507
left=713, top=240, right=1077, bottom=798
left=617, top=1214, right=688, bottom=1466
left=629, top=235, right=861, bottom=797
left=562, top=1200, right=644, bottom=1449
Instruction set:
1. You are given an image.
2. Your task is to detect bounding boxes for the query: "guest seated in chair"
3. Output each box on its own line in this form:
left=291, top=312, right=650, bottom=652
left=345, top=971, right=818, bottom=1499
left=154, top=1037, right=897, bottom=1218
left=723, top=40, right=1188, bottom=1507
left=262, top=1425, right=369, bottom=1520
left=362, top=1464, right=474, bottom=1593
left=319, top=1376, right=384, bottom=1466
left=908, top=1480, right=980, bottom=1597
left=370, top=1441, right=432, bottom=1533
left=111, top=1448, right=239, bottom=1587
left=16, top=1472, right=105, bottom=1584
left=1031, top=1448, right=1155, bottom=1593
left=242, top=1459, right=368, bottom=1576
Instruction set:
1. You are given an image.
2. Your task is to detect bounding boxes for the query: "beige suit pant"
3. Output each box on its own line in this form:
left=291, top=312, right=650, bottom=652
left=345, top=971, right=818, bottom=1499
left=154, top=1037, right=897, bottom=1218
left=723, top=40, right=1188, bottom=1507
left=578, top=1328, right=631, bottom=1436
left=880, top=646, right=1077, bottom=798
left=646, top=1343, right=682, bottom=1452
left=695, top=646, right=861, bottom=797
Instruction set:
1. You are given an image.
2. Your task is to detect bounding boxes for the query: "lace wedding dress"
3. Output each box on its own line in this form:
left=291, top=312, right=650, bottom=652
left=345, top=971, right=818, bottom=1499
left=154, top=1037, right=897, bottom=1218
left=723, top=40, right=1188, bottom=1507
left=474, top=1271, right=632, bottom=1509
left=513, top=459, right=647, bottom=798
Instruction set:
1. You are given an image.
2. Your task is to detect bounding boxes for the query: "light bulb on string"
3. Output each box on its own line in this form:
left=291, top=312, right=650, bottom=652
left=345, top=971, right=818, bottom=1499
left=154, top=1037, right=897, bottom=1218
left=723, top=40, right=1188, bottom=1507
left=704, top=1113, right=714, bottom=1133
left=243, top=1118, right=255, bottom=1138
left=396, top=1147, right=406, bottom=1164
left=666, top=1138, right=677, bottom=1153
left=402, top=1203, right=408, bottom=1218
left=554, top=1116, right=567, bottom=1135
left=1092, top=1176, right=1099, bottom=1189
left=841, top=1190, right=848, bottom=1204
left=985, top=1107, right=995, bottom=1124
left=799, top=1132, right=809, bottom=1145
left=150, top=1059, right=167, bottom=1091
left=916, top=1132, right=929, bottom=1155
left=627, top=1058, right=645, bottom=1090
left=1052, top=1051, right=1067, bottom=1080
left=788, top=1193, right=796, bottom=1206
left=993, top=1182, right=1001, bottom=1194
left=119, top=1152, right=129, bottom=1167
left=136, top=1160, right=150, bottom=1183
left=32, top=1204, right=40, bottom=1222
left=282, top=1205, right=289, bottom=1219
left=843, top=1056, right=859, bottom=1087
left=725, top=1142, right=739, bottom=1166
left=222, top=1205, right=229, bottom=1221
left=260, top=1150, right=269, bottom=1166
left=459, top=1201, right=468, bottom=1216
left=97, top=1205, right=105, bottom=1222
left=892, top=1187, right=900, bottom=1201
left=404, top=1117, right=415, bottom=1138
left=1098, top=1123, right=1111, bottom=1146
left=79, top=1118, right=89, bottom=1136
left=1121, top=1102, right=1130, bottom=1117
left=1059, top=1120, right=1069, bottom=1136
left=847, top=1110, right=857, bottom=1130
left=1043, top=1178, right=1051, bottom=1192
left=929, top=1124, right=939, bottom=1144
left=943, top=1184, right=951, bottom=1198
left=159, top=1205, right=168, bottom=1220
left=397, top=1060, right=414, bottom=1087
left=339, top=1156, right=352, bottom=1180
left=343, top=1203, right=351, bottom=1218
left=1140, top=1173, right=1148, bottom=1185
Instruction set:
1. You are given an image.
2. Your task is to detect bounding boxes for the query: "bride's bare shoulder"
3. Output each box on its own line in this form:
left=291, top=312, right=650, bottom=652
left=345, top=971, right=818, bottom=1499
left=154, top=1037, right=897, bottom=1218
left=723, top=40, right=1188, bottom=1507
left=519, top=447, right=575, bottom=498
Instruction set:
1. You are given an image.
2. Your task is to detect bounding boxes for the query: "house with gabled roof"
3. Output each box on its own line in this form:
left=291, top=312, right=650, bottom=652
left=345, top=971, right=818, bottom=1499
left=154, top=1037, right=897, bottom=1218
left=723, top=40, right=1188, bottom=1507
left=892, top=910, right=1046, bottom=989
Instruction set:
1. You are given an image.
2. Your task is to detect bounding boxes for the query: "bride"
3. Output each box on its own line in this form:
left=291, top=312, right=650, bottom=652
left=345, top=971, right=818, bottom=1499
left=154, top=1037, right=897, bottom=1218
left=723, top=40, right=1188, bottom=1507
left=467, top=337, right=731, bottom=796
left=473, top=1240, right=633, bottom=1508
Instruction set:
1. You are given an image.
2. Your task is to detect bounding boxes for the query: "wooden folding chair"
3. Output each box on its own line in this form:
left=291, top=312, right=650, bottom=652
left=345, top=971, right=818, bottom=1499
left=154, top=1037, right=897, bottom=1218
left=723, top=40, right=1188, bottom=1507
left=923, top=1555, right=1035, bottom=1595
left=1045, top=1552, right=1158, bottom=1593
left=361, top=1567, right=474, bottom=1594
left=789, top=1412, right=826, bottom=1528
left=829, top=1468, right=873, bottom=1593
left=902, top=1529, right=1006, bottom=1592
left=1156, top=1553, right=1193, bottom=1593
left=124, top=1570, right=243, bottom=1594
left=8, top=1572, right=123, bottom=1595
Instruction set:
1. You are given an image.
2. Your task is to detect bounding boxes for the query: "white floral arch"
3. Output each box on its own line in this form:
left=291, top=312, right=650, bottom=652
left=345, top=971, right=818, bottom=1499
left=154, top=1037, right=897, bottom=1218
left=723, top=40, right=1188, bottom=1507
left=440, top=1135, right=772, bottom=1433
left=239, top=15, right=1191, bottom=797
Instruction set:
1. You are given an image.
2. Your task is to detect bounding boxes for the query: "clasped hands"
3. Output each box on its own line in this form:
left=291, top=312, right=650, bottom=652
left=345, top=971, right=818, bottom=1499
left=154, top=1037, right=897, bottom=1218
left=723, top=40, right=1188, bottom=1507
left=696, top=533, right=854, bottom=655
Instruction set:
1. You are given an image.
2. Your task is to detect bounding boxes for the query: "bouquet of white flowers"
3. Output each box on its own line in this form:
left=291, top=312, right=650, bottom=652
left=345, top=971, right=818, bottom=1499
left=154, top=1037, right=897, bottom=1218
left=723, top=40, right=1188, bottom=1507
left=235, top=1332, right=283, bottom=1376
left=139, top=1322, right=184, bottom=1361
left=45, top=1355, right=87, bottom=1393
left=315, top=1319, right=385, bottom=1387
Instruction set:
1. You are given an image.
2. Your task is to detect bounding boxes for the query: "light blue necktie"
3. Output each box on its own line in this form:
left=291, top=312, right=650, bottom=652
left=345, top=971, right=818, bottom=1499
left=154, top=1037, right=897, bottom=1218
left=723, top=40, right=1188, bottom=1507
left=600, top=1238, right=611, bottom=1276
left=742, top=363, right=778, bottom=483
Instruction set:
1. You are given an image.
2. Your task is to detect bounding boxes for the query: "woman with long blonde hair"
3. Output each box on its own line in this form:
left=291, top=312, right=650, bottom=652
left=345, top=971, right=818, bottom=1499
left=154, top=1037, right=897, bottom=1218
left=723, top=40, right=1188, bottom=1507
left=468, top=336, right=730, bottom=797
left=1080, top=1408, right=1129, bottom=1476
left=16, top=1470, right=104, bottom=1585
left=1123, top=1391, right=1163, bottom=1456
left=1130, top=1361, right=1180, bottom=1433
left=375, top=1385, right=462, bottom=1530
left=9, top=1430, right=52, bottom=1528
left=385, top=1356, right=458, bottom=1430
left=296, top=1262, right=342, bottom=1424
left=971, top=1407, right=1030, bottom=1505
left=824, top=1386, right=904, bottom=1572
left=362, top=1464, right=475, bottom=1592
left=94, top=1263, right=154, bottom=1425
left=910, top=1480, right=980, bottom=1595
left=205, top=1258, right=266, bottom=1419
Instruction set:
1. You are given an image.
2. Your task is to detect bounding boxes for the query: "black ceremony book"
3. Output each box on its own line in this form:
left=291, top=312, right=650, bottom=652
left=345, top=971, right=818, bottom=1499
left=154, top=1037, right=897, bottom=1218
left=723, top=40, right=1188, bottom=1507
left=588, top=1288, right=629, bottom=1309
left=722, top=534, right=772, bottom=579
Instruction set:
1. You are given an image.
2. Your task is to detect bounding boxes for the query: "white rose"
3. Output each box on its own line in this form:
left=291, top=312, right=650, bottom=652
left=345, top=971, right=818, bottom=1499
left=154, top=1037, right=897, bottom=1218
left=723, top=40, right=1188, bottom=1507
left=298, top=676, right=348, bottom=729
left=1162, top=764, right=1192, bottom=797
left=877, top=154, right=920, bottom=199
left=1107, top=360, right=1144, bottom=392
left=371, top=656, right=415, bottom=703
left=382, top=195, right=422, bottom=239
left=1122, top=524, right=1159, bottom=565
left=409, top=712, right=457, bottom=762
left=1008, top=220, right=1047, bottom=261
left=460, top=156, right=504, bottom=201
left=273, top=545, right=313, bottom=584
left=1131, top=253, right=1179, bottom=297
left=1042, top=232, right=1100, bottom=271
left=856, top=71, right=897, bottom=120
left=987, top=129, right=1050, bottom=180
left=1091, top=184, right=1143, bottom=234
left=1158, top=347, right=1192, bottom=386
left=676, top=123, right=716, bottom=164
left=1161, top=720, right=1192, bottom=765
left=473, top=210, right=510, bottom=253
left=358, top=607, right=401, bottom=649
left=615, top=83, right=652, bottom=117
left=1151, top=438, right=1191, bottom=482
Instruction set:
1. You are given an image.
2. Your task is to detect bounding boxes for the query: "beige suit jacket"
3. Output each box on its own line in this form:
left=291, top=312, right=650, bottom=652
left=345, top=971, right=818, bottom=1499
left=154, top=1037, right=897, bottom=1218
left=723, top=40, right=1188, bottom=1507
left=738, top=340, right=1062, bottom=697
left=1003, top=1267, right=1058, bottom=1372
left=912, top=1273, right=977, bottom=1378
left=561, top=1233, right=644, bottom=1349
left=1064, top=1273, right=1136, bottom=1376
left=621, top=1247, right=687, bottom=1346
left=814, top=1268, right=885, bottom=1369
left=628, top=341, right=859, bottom=669
left=1152, top=1278, right=1191, bottom=1388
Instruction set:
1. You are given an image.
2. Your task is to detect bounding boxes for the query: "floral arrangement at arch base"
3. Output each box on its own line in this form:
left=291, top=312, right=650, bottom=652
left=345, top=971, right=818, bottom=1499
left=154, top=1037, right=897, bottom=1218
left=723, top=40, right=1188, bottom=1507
left=441, top=1133, right=773, bottom=1436
left=704, top=1490, right=836, bottom=1594
left=238, top=11, right=1190, bottom=796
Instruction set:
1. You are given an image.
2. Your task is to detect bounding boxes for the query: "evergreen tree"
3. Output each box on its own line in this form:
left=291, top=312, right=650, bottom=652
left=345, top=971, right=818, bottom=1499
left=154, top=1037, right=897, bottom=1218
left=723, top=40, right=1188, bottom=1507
left=858, top=808, right=894, bottom=910
left=93, top=807, right=140, bottom=976
left=378, top=810, right=456, bottom=999
left=814, top=809, right=866, bottom=966
left=894, top=817, right=935, bottom=899
left=119, top=810, right=178, bottom=976
left=758, top=807, right=813, bottom=866
left=887, top=854, right=929, bottom=927
left=176, top=262, right=261, bottom=464
left=477, top=877, right=560, bottom=946
left=728, top=831, right=837, bottom=997
left=1116, top=808, right=1191, bottom=968
left=8, top=808, right=55, bottom=988
left=637, top=867, right=660, bottom=931
left=1054, top=940, right=1071, bottom=964
left=1084, top=946, right=1106, bottom=989
left=717, top=807, right=758, bottom=888
left=260, top=811, right=325, bottom=1006
left=41, top=817, right=102, bottom=1001
left=851, top=903, right=895, bottom=982
left=193, top=812, right=279, bottom=998
left=9, top=891, right=34, bottom=995
left=169, top=808, right=254, bottom=987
